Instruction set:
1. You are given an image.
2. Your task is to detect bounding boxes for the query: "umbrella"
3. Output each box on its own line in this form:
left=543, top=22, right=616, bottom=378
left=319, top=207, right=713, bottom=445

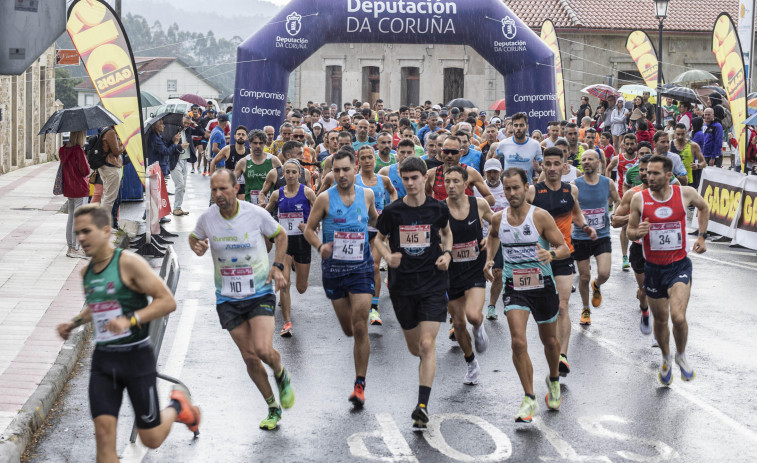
left=702, top=85, right=727, bottom=96
left=749, top=92, right=757, bottom=100
left=581, top=84, right=619, bottom=100
left=140, top=90, right=163, bottom=108
left=144, top=112, right=185, bottom=144
left=446, top=98, right=476, bottom=109
left=671, top=70, right=718, bottom=86
left=748, top=97, right=757, bottom=115
left=489, top=98, right=507, bottom=111
left=38, top=106, right=122, bottom=135
left=742, top=112, right=757, bottom=126
left=221, top=93, right=234, bottom=105
left=179, top=93, right=207, bottom=107
left=619, top=84, right=657, bottom=104
left=659, top=86, right=701, bottom=104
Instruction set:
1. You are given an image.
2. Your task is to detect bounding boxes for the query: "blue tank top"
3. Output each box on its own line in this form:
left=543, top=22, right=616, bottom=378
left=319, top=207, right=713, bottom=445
left=572, top=175, right=611, bottom=240
left=387, top=163, right=406, bottom=201
left=321, top=185, right=373, bottom=276
left=356, top=173, right=387, bottom=233
left=277, top=184, right=310, bottom=221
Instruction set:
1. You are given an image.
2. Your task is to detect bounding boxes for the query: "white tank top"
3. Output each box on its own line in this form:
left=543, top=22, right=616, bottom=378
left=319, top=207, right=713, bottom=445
left=475, top=181, right=509, bottom=237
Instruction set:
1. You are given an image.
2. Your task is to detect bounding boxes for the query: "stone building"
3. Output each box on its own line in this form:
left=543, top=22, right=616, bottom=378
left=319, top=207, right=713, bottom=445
left=289, top=0, right=743, bottom=112
left=0, top=45, right=59, bottom=174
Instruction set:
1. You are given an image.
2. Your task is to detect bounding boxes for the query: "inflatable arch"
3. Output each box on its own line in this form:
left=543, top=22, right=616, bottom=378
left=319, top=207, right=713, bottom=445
left=232, top=0, right=559, bottom=133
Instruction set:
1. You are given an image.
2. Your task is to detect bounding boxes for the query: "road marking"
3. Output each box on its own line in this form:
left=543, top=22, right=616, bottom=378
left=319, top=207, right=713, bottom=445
left=347, top=413, right=418, bottom=462
left=577, top=415, right=678, bottom=462
left=689, top=252, right=757, bottom=270
left=534, top=417, right=611, bottom=462
left=120, top=298, right=198, bottom=462
left=425, top=413, right=512, bottom=462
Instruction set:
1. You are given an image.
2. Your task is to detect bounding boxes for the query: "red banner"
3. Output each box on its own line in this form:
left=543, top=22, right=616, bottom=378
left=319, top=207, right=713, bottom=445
left=148, top=163, right=171, bottom=234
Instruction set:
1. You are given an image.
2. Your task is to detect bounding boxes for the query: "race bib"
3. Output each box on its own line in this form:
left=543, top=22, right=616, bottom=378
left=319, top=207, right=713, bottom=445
left=221, top=267, right=256, bottom=298
left=649, top=222, right=683, bottom=251
left=333, top=231, right=365, bottom=261
left=279, top=212, right=304, bottom=236
left=453, top=240, right=479, bottom=262
left=399, top=225, right=431, bottom=249
left=249, top=190, right=261, bottom=205
left=90, top=300, right=130, bottom=343
left=513, top=268, right=544, bottom=291
left=583, top=207, right=606, bottom=229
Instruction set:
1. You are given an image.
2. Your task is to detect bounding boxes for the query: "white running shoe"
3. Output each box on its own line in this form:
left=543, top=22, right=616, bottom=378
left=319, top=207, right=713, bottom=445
left=473, top=323, right=489, bottom=353
left=675, top=353, right=696, bottom=381
left=464, top=358, right=480, bottom=385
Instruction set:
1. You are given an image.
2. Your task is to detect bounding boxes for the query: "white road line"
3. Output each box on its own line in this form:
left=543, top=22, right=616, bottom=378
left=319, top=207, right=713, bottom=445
left=120, top=298, right=198, bottom=462
left=689, top=252, right=757, bottom=270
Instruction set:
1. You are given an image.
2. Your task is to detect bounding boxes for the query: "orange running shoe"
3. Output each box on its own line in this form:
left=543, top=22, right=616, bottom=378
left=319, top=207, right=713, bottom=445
left=171, top=385, right=201, bottom=433
left=591, top=280, right=602, bottom=308
left=349, top=382, right=365, bottom=407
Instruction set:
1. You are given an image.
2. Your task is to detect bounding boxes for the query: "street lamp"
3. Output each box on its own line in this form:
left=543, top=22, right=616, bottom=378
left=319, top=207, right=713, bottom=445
left=654, top=0, right=669, bottom=130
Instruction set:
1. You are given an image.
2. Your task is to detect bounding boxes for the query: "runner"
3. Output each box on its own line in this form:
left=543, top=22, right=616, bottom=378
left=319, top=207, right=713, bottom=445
left=444, top=166, right=494, bottom=384
left=491, top=112, right=543, bottom=184
left=189, top=169, right=294, bottom=429
left=529, top=147, right=595, bottom=376
left=372, top=156, right=452, bottom=428
left=257, top=140, right=313, bottom=207
left=484, top=167, right=571, bottom=423
left=234, top=129, right=282, bottom=207
left=210, top=125, right=249, bottom=199
left=606, top=133, right=639, bottom=271
left=264, top=159, right=317, bottom=337
left=627, top=155, right=709, bottom=385
left=378, top=139, right=414, bottom=200
left=426, top=135, right=494, bottom=205
left=374, top=131, right=397, bottom=172
left=303, top=149, right=379, bottom=407
left=57, top=205, right=201, bottom=459
left=572, top=150, right=620, bottom=325
left=670, top=123, right=706, bottom=186
left=355, top=145, right=398, bottom=326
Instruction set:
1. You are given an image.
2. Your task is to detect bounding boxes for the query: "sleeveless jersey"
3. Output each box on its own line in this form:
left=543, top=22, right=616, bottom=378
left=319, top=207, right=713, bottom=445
left=448, top=196, right=486, bottom=278
left=227, top=145, right=249, bottom=176
left=499, top=205, right=553, bottom=286
left=641, top=186, right=688, bottom=265
left=356, top=173, right=387, bottom=233
left=671, top=141, right=694, bottom=184
left=321, top=185, right=373, bottom=276
left=274, top=165, right=307, bottom=190
left=433, top=163, right=473, bottom=200
left=83, top=249, right=149, bottom=347
left=277, top=184, right=311, bottom=236
left=629, top=184, right=644, bottom=245
left=375, top=152, right=396, bottom=173
left=475, top=181, right=508, bottom=238
left=617, top=152, right=638, bottom=197
left=572, top=175, right=611, bottom=240
left=244, top=157, right=272, bottom=204
left=532, top=181, right=575, bottom=252
left=387, top=163, right=406, bottom=200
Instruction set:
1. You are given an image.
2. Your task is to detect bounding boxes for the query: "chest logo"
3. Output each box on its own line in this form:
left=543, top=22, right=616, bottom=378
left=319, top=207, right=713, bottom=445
left=106, top=282, right=116, bottom=295
left=654, top=206, right=673, bottom=219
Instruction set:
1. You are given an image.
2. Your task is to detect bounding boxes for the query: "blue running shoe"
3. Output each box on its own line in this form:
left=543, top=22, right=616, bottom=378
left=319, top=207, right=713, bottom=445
left=658, top=359, right=673, bottom=386
left=675, top=353, right=696, bottom=381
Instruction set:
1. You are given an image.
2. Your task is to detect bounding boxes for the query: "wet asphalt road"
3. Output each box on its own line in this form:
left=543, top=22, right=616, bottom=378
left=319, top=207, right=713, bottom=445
left=24, top=172, right=757, bottom=462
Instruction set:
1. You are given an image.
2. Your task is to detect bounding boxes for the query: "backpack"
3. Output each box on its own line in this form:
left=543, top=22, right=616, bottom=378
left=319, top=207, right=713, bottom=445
left=85, top=127, right=112, bottom=170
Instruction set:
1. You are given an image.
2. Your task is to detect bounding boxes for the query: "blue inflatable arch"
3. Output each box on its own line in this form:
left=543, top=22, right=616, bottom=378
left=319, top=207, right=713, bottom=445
left=232, top=0, right=558, bottom=133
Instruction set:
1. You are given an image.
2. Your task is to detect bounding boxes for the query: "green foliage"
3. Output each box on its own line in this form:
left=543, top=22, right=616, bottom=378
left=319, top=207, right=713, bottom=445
left=55, top=68, right=81, bottom=108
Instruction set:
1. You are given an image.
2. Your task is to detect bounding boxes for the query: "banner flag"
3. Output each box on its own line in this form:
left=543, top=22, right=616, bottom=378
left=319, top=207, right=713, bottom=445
left=737, top=0, right=755, bottom=82
left=147, top=162, right=171, bottom=235
left=540, top=20, right=566, bottom=120
left=693, top=167, right=745, bottom=238
left=66, top=0, right=145, bottom=184
left=626, top=30, right=663, bottom=88
left=713, top=14, right=749, bottom=173
left=733, top=174, right=757, bottom=249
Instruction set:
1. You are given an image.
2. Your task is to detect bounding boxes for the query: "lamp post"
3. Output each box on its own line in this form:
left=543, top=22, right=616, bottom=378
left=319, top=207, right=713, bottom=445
left=654, top=0, right=669, bottom=130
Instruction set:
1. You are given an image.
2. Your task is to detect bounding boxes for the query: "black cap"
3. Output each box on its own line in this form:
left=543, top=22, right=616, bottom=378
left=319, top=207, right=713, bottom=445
left=217, top=113, right=229, bottom=122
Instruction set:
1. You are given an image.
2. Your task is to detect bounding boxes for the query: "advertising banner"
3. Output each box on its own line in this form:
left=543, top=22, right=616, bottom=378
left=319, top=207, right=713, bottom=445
left=712, top=14, right=748, bottom=172
left=733, top=174, right=757, bottom=249
left=540, top=20, right=566, bottom=120
left=66, top=0, right=145, bottom=183
left=737, top=0, right=755, bottom=81
left=55, top=49, right=80, bottom=65
left=626, top=30, right=663, bottom=88
left=147, top=162, right=171, bottom=235
left=694, top=167, right=745, bottom=238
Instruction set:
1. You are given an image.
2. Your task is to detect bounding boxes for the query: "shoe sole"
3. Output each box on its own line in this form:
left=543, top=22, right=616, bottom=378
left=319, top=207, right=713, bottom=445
left=349, top=396, right=365, bottom=408
left=411, top=410, right=429, bottom=429
left=280, top=331, right=292, bottom=337
left=486, top=315, right=498, bottom=320
left=580, top=321, right=591, bottom=326
left=515, top=416, right=533, bottom=423
left=559, top=362, right=570, bottom=377
left=464, top=379, right=478, bottom=385
left=679, top=370, right=696, bottom=381
left=259, top=421, right=279, bottom=430
left=658, top=371, right=673, bottom=386
left=545, top=395, right=561, bottom=410
left=370, top=320, right=382, bottom=326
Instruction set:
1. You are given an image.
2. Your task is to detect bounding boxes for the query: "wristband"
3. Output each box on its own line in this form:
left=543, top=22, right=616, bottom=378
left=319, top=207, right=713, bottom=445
left=72, top=315, right=85, bottom=328
left=317, top=243, right=323, bottom=253
left=130, top=315, right=138, bottom=328
left=134, top=312, right=141, bottom=326
left=582, top=224, right=591, bottom=231
left=444, top=249, right=453, bottom=258
left=698, top=232, right=707, bottom=237
left=549, top=250, right=557, bottom=259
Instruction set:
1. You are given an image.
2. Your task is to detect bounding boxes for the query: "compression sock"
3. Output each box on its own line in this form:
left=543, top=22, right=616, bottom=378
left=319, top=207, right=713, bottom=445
left=168, top=399, right=182, bottom=415
left=418, top=386, right=431, bottom=407
left=371, top=297, right=379, bottom=308
left=265, top=395, right=278, bottom=408
left=356, top=376, right=366, bottom=388
left=525, top=393, right=535, bottom=400
left=550, top=376, right=559, bottom=383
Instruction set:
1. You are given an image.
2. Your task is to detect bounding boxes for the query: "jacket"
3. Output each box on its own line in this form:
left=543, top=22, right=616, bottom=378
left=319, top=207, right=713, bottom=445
left=146, top=130, right=180, bottom=169
left=100, top=128, right=124, bottom=168
left=59, top=145, right=90, bottom=198
left=703, top=121, right=724, bottom=158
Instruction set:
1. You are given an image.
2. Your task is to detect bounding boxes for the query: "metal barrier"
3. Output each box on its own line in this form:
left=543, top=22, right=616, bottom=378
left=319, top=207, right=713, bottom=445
left=129, top=245, right=198, bottom=442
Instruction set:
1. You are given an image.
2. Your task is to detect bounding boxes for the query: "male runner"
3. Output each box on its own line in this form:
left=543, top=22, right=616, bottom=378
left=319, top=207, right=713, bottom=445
left=540, top=121, right=562, bottom=149
left=352, top=119, right=374, bottom=151
left=190, top=170, right=294, bottom=429
left=372, top=156, right=452, bottom=428
left=491, top=112, right=543, bottom=184
left=529, top=147, right=595, bottom=375
left=652, top=131, right=689, bottom=186
left=257, top=141, right=313, bottom=206
left=421, top=132, right=445, bottom=169
left=57, top=205, right=201, bottom=460
left=445, top=166, right=494, bottom=384
left=627, top=155, right=709, bottom=384
left=210, top=125, right=249, bottom=199
left=375, top=131, right=397, bottom=173
left=378, top=139, right=414, bottom=200
left=304, top=149, right=379, bottom=406
left=234, top=129, right=282, bottom=206
left=572, top=150, right=620, bottom=323
left=265, top=159, right=317, bottom=337
left=606, top=133, right=639, bottom=271
left=485, top=167, right=571, bottom=423
left=426, top=135, right=494, bottom=205
left=564, top=122, right=589, bottom=171
left=478, top=123, right=499, bottom=159
left=670, top=123, right=705, bottom=186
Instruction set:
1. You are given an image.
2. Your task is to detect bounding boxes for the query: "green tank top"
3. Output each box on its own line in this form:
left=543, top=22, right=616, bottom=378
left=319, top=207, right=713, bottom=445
left=679, top=142, right=694, bottom=184
left=83, top=248, right=150, bottom=346
left=374, top=152, right=396, bottom=173
left=244, top=157, right=273, bottom=202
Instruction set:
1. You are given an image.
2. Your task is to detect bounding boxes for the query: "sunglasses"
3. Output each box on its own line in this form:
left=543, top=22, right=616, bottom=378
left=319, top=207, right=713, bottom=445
left=442, top=149, right=460, bottom=155
left=292, top=135, right=305, bottom=139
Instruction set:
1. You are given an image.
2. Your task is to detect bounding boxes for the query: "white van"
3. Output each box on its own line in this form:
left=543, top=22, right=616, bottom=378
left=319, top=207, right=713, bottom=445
left=150, top=98, right=220, bottom=118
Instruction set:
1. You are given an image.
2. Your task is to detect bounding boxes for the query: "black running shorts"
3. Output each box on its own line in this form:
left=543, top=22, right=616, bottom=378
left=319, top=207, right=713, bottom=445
left=390, top=291, right=448, bottom=330
left=629, top=242, right=645, bottom=274
left=550, top=257, right=575, bottom=277
left=287, top=235, right=312, bottom=264
left=572, top=237, right=612, bottom=261
left=216, top=294, right=276, bottom=331
left=502, top=276, right=559, bottom=324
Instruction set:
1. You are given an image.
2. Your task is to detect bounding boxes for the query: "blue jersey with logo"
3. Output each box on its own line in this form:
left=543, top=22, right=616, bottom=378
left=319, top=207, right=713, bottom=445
left=572, top=175, right=611, bottom=239
left=387, top=163, right=406, bottom=201
left=321, top=185, right=373, bottom=276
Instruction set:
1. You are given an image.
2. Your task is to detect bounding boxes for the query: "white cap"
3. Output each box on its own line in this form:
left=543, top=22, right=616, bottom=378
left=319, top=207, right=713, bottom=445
left=484, top=158, right=502, bottom=172
left=491, top=117, right=502, bottom=124
left=432, top=104, right=442, bottom=111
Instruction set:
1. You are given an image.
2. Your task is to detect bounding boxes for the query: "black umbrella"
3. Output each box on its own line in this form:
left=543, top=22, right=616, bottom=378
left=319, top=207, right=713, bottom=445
left=221, top=93, right=233, bottom=105
left=144, top=112, right=185, bottom=144
left=702, top=85, right=726, bottom=96
left=38, top=106, right=122, bottom=135
left=659, top=86, right=701, bottom=104
left=446, top=98, right=476, bottom=109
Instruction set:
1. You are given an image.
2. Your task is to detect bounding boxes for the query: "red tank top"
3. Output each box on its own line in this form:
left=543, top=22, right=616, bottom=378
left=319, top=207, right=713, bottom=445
left=641, top=186, right=688, bottom=265
left=617, top=153, right=637, bottom=197
left=433, top=163, right=474, bottom=200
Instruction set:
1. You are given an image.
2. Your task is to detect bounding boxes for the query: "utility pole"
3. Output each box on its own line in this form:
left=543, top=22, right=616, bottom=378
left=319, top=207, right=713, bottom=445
left=115, top=0, right=121, bottom=17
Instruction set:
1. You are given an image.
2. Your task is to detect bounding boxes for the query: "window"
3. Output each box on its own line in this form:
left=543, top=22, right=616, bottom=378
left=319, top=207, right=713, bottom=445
left=167, top=79, right=177, bottom=92
left=25, top=69, right=34, bottom=160
left=443, top=68, right=464, bottom=104
left=84, top=94, right=94, bottom=106
left=325, top=65, right=342, bottom=107
left=362, top=66, right=380, bottom=107
left=617, top=70, right=644, bottom=86
left=401, top=67, right=420, bottom=107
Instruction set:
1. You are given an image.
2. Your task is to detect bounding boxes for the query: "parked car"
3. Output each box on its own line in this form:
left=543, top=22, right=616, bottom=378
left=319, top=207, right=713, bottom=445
left=150, top=98, right=220, bottom=118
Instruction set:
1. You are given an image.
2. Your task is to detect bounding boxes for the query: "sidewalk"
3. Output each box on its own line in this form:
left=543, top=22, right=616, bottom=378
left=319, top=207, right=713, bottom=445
left=0, top=162, right=90, bottom=462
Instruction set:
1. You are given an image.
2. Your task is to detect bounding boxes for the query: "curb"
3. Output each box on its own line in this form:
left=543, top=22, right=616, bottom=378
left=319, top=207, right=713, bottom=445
left=0, top=324, right=91, bottom=463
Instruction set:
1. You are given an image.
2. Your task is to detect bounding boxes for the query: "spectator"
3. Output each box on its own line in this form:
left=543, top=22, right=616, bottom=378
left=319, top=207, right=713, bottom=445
left=702, top=107, right=724, bottom=167
left=662, top=97, right=678, bottom=126
left=60, top=130, right=90, bottom=258
left=677, top=101, right=693, bottom=132
left=146, top=118, right=182, bottom=181
left=691, top=117, right=705, bottom=187
left=571, top=95, right=593, bottom=119
left=641, top=91, right=656, bottom=124
left=634, top=118, right=655, bottom=144
left=170, top=114, right=197, bottom=216
left=98, top=126, right=124, bottom=229
left=610, top=97, right=629, bottom=151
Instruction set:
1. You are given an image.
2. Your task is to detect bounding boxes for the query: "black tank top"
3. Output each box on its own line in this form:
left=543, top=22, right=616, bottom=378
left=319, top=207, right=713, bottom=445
left=227, top=145, right=250, bottom=172
left=274, top=165, right=307, bottom=190
left=448, top=196, right=485, bottom=277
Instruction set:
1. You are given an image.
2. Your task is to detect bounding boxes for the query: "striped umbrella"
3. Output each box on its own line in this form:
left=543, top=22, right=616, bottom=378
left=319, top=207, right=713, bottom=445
left=581, top=84, right=619, bottom=101
left=748, top=97, right=757, bottom=115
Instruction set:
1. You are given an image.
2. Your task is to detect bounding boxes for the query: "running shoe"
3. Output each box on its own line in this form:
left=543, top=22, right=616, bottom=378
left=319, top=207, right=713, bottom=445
left=515, top=396, right=537, bottom=423
left=259, top=407, right=282, bottom=430
left=369, top=309, right=383, bottom=326
left=464, top=358, right=480, bottom=385
left=170, top=385, right=201, bottom=433
left=448, top=327, right=456, bottom=341
left=639, top=309, right=652, bottom=335
left=412, top=405, right=429, bottom=429
left=379, top=259, right=387, bottom=271
left=545, top=376, right=561, bottom=410
left=580, top=308, right=591, bottom=326
left=486, top=305, right=498, bottom=320
left=202, top=171, right=208, bottom=176
left=622, top=255, right=630, bottom=271
left=276, top=367, right=295, bottom=409
left=571, top=284, right=576, bottom=293
left=280, top=322, right=293, bottom=337
left=558, top=354, right=570, bottom=377
left=658, top=358, right=673, bottom=386
left=191, top=168, right=195, bottom=173
left=473, top=324, right=489, bottom=353
left=591, top=280, right=602, bottom=307
left=675, top=353, right=696, bottom=381
left=349, top=382, right=365, bottom=407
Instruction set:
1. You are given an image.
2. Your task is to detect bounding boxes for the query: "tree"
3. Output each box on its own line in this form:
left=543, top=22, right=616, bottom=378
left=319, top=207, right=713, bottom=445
left=55, top=68, right=81, bottom=108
